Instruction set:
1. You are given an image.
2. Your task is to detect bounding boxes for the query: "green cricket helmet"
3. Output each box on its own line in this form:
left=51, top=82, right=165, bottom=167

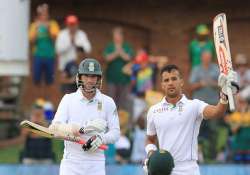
left=76, top=58, right=102, bottom=92
left=148, top=150, right=174, bottom=175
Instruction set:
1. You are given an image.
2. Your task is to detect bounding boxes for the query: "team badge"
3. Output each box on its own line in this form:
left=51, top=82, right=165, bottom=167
left=88, top=62, right=95, bottom=72
left=169, top=104, right=176, bottom=110
left=97, top=101, right=102, bottom=111
left=178, top=102, right=183, bottom=112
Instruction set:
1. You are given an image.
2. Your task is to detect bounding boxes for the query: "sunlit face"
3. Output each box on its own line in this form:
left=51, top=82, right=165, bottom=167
left=80, top=74, right=98, bottom=92
left=161, top=70, right=184, bottom=98
left=113, top=29, right=124, bottom=44
left=68, top=24, right=78, bottom=33
left=197, top=34, right=208, bottom=41
left=31, top=108, right=44, bottom=123
left=201, top=51, right=212, bottom=65
left=37, top=5, right=49, bottom=21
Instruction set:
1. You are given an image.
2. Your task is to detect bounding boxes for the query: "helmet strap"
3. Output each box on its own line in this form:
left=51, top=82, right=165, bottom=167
left=77, top=74, right=102, bottom=94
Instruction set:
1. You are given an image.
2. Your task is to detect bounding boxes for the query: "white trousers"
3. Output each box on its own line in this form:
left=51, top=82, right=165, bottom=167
left=60, top=159, right=105, bottom=175
left=171, top=161, right=200, bottom=175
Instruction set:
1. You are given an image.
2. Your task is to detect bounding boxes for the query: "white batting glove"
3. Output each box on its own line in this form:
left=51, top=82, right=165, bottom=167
left=143, top=158, right=149, bottom=174
left=82, top=134, right=104, bottom=152
left=79, top=118, right=107, bottom=135
left=218, top=71, right=239, bottom=95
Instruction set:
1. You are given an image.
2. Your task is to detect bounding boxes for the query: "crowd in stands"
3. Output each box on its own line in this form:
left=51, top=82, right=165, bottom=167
left=0, top=3, right=249, bottom=165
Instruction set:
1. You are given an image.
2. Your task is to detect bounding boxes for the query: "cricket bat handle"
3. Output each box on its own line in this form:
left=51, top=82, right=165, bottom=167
left=227, top=85, right=235, bottom=112
left=77, top=139, right=108, bottom=150
left=56, top=135, right=108, bottom=150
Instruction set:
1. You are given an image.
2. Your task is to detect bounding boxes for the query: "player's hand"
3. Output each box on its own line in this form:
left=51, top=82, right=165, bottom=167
left=143, top=150, right=155, bottom=175
left=143, top=158, right=149, bottom=174
left=79, top=118, right=107, bottom=135
left=218, top=71, right=239, bottom=95
left=82, top=134, right=103, bottom=152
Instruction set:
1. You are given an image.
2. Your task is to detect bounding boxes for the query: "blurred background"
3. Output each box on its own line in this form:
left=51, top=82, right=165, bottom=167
left=0, top=0, right=250, bottom=175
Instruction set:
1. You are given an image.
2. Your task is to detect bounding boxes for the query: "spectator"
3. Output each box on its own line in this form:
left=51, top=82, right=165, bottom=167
left=131, top=116, right=146, bottom=164
left=189, top=50, right=220, bottom=160
left=56, top=15, right=91, bottom=72
left=131, top=49, right=154, bottom=97
left=103, top=27, right=134, bottom=111
left=20, top=103, right=54, bottom=164
left=114, top=130, right=131, bottom=164
left=122, top=48, right=155, bottom=122
left=60, top=47, right=85, bottom=94
left=114, top=109, right=131, bottom=164
left=189, top=50, right=220, bottom=105
left=29, top=3, right=59, bottom=86
left=225, top=95, right=250, bottom=163
left=234, top=54, right=250, bottom=101
left=188, top=24, right=215, bottom=68
left=240, top=86, right=250, bottom=102
left=0, top=100, right=55, bottom=164
left=234, top=54, right=250, bottom=89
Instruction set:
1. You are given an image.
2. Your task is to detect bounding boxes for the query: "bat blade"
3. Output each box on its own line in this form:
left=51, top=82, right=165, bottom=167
left=20, top=120, right=54, bottom=138
left=213, top=13, right=236, bottom=111
left=20, top=120, right=108, bottom=150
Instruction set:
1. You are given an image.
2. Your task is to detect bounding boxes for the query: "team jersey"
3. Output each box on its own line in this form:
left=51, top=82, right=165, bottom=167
left=52, top=89, right=120, bottom=161
left=147, top=95, right=208, bottom=162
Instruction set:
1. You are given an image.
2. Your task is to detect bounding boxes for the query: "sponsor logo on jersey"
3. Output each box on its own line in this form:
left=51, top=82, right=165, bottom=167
left=153, top=102, right=184, bottom=114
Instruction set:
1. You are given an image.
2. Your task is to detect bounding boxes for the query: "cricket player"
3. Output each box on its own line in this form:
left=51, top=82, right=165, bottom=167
left=144, top=64, right=238, bottom=175
left=49, top=58, right=120, bottom=175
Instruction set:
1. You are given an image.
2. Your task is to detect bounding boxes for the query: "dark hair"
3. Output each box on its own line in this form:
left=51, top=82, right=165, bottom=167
left=160, top=64, right=182, bottom=78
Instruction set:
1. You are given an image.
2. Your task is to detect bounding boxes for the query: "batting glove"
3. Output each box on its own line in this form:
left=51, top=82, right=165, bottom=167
left=218, top=71, right=239, bottom=96
left=143, top=158, right=149, bottom=174
left=79, top=118, right=107, bottom=135
left=82, top=134, right=104, bottom=152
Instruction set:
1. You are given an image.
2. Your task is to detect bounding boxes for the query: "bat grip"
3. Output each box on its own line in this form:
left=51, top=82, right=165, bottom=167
left=78, top=139, right=108, bottom=150
left=99, top=144, right=108, bottom=150
left=227, top=85, right=235, bottom=112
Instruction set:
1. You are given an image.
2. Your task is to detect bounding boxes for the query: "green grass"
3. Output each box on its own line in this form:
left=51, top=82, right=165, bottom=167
left=0, top=140, right=64, bottom=164
left=0, top=144, right=23, bottom=163
left=52, top=140, right=64, bottom=163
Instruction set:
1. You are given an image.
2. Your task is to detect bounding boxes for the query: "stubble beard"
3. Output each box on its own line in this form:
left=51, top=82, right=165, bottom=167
left=166, top=89, right=180, bottom=99
left=167, top=92, right=178, bottom=98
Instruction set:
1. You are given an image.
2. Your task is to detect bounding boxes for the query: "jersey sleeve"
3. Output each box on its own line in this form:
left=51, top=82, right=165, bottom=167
left=52, top=94, right=70, bottom=124
left=77, top=31, right=92, bottom=54
left=49, top=20, right=60, bottom=38
left=146, top=108, right=156, bottom=136
left=55, top=31, right=72, bottom=57
left=29, top=22, right=37, bottom=41
left=102, top=98, right=120, bottom=144
left=195, top=99, right=209, bottom=119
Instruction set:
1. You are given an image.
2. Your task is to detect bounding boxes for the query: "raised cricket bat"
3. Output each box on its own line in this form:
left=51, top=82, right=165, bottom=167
left=213, top=13, right=237, bottom=111
left=20, top=120, right=108, bottom=150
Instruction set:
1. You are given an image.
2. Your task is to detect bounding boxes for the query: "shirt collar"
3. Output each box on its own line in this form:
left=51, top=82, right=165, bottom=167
left=76, top=88, right=102, bottom=102
left=161, top=94, right=188, bottom=106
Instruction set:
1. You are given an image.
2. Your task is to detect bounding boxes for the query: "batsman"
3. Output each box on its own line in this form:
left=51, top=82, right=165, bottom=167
left=49, top=58, right=120, bottom=175
left=144, top=64, right=238, bottom=175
